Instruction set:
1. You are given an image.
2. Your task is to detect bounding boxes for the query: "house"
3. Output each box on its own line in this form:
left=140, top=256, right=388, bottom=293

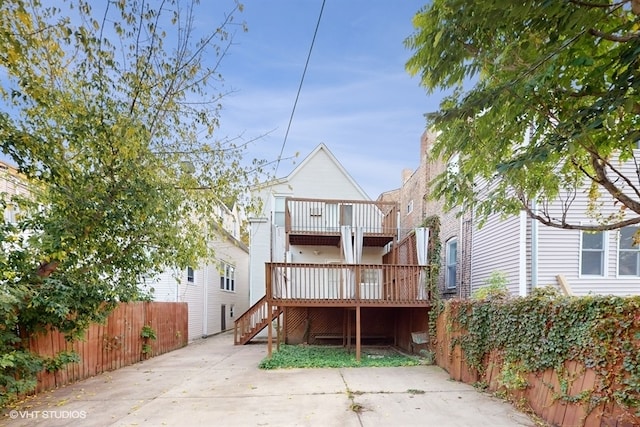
left=143, top=202, right=249, bottom=341
left=1, top=160, right=30, bottom=223
left=2, top=160, right=250, bottom=340
left=408, top=131, right=640, bottom=297
left=236, top=143, right=430, bottom=360
left=386, top=131, right=472, bottom=299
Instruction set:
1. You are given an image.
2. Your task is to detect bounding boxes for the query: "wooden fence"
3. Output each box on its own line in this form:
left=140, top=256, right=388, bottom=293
left=25, top=301, right=188, bottom=395
left=434, top=307, right=637, bottom=427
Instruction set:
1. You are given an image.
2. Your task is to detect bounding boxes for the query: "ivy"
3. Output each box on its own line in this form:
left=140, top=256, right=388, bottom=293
left=447, top=291, right=640, bottom=419
left=423, top=215, right=442, bottom=346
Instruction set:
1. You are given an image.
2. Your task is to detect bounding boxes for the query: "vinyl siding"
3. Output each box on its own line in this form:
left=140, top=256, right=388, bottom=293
left=471, top=213, right=522, bottom=295
left=534, top=166, right=640, bottom=295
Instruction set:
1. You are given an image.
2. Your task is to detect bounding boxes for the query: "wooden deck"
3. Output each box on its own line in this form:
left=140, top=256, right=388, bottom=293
left=265, top=263, right=430, bottom=307
left=284, top=198, right=397, bottom=247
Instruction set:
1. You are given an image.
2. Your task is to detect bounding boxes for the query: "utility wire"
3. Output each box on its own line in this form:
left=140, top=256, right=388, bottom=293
left=274, top=0, right=326, bottom=176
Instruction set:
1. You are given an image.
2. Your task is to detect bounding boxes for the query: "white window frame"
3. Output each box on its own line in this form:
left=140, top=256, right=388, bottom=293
left=273, top=195, right=287, bottom=227
left=219, top=261, right=235, bottom=292
left=579, top=230, right=607, bottom=278
left=618, top=226, right=640, bottom=276
left=407, top=200, right=413, bottom=215
left=445, top=238, right=457, bottom=289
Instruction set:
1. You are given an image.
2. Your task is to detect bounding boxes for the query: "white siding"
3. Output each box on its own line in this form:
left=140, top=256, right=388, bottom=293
left=471, top=213, right=522, bottom=295
left=534, top=166, right=640, bottom=296
left=247, top=144, right=373, bottom=307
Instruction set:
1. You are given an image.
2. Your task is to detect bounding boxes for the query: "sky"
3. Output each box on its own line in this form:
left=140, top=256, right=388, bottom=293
left=205, top=0, right=444, bottom=199
left=1, top=0, right=445, bottom=200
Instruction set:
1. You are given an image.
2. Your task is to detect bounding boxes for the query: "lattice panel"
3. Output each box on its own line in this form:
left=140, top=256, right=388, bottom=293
left=284, top=307, right=308, bottom=344
left=309, top=308, right=344, bottom=336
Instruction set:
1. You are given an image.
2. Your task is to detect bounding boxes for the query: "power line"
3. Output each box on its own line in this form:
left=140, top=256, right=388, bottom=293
left=274, top=0, right=326, bottom=176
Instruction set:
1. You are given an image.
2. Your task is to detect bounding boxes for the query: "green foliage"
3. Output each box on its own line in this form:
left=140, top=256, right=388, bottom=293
left=449, top=294, right=640, bottom=416
left=422, top=215, right=442, bottom=347
left=259, top=345, right=421, bottom=370
left=42, top=350, right=80, bottom=373
left=472, top=271, right=510, bottom=301
left=406, top=0, right=640, bottom=231
left=140, top=325, right=156, bottom=356
left=0, top=348, right=42, bottom=408
left=140, top=325, right=157, bottom=341
left=0, top=0, right=263, bottom=406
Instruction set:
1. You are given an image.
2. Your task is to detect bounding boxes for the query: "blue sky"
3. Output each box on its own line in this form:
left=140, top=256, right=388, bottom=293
left=1, top=1, right=444, bottom=200
left=207, top=0, right=443, bottom=198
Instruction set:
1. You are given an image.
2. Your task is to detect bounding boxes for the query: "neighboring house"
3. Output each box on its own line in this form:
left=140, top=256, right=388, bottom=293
left=412, top=132, right=640, bottom=297
left=1, top=160, right=30, bottom=224
left=389, top=131, right=472, bottom=299
left=2, top=160, right=250, bottom=340
left=143, top=202, right=249, bottom=341
left=237, top=144, right=430, bottom=359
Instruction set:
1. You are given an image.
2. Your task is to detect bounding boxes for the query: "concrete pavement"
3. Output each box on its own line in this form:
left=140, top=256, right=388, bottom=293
left=1, top=332, right=537, bottom=426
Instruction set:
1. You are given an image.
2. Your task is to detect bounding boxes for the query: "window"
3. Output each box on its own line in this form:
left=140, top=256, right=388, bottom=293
left=187, top=267, right=195, bottom=284
left=273, top=196, right=286, bottom=227
left=219, top=262, right=235, bottom=292
left=445, top=238, right=457, bottom=289
left=407, top=200, right=413, bottom=214
left=581, top=231, right=605, bottom=276
left=619, top=226, right=640, bottom=276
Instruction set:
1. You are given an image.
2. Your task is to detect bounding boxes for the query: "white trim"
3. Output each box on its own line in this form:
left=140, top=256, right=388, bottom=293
left=445, top=237, right=458, bottom=289
left=518, top=210, right=528, bottom=296
left=578, top=229, right=608, bottom=278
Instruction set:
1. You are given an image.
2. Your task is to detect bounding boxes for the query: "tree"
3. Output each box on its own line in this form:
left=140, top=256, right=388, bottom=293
left=0, top=0, right=263, bottom=403
left=405, top=0, right=640, bottom=231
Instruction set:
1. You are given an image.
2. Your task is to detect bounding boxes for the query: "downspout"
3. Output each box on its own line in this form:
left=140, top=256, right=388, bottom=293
left=531, top=200, right=538, bottom=292
left=519, top=210, right=528, bottom=297
left=202, top=263, right=208, bottom=337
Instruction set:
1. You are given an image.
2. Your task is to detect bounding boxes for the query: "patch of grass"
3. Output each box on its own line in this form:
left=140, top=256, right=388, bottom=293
left=259, top=345, right=421, bottom=369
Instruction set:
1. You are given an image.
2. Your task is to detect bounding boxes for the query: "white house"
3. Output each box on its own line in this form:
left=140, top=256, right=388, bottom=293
left=238, top=143, right=428, bottom=358
left=247, top=143, right=381, bottom=304
left=142, top=202, right=249, bottom=341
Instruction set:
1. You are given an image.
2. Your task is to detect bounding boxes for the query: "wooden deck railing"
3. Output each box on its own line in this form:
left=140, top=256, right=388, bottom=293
left=284, top=198, right=397, bottom=236
left=233, top=296, right=282, bottom=345
left=265, top=263, right=430, bottom=307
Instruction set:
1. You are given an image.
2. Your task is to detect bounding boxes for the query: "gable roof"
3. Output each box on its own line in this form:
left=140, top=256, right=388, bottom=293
left=285, top=143, right=370, bottom=200
left=252, top=143, right=371, bottom=200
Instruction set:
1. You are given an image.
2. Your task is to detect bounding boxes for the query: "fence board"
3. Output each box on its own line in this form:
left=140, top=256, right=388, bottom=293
left=434, top=306, right=637, bottom=427
left=21, top=302, right=187, bottom=397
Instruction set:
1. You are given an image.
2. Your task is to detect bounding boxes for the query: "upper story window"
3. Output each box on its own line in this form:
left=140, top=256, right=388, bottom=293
left=407, top=200, right=414, bottom=215
left=581, top=231, right=605, bottom=276
left=619, top=226, right=640, bottom=276
left=273, top=196, right=286, bottom=227
left=445, top=238, right=457, bottom=289
left=220, top=262, right=235, bottom=292
left=187, top=266, right=195, bottom=284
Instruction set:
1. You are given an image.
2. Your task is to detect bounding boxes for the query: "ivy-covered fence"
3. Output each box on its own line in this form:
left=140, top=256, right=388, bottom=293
left=433, top=291, right=640, bottom=427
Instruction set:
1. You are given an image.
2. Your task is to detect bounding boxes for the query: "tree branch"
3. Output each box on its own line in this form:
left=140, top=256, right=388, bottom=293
left=588, top=27, right=640, bottom=42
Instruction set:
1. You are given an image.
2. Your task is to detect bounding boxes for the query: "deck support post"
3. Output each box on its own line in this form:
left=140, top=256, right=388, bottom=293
left=267, top=302, right=273, bottom=357
left=355, top=305, right=361, bottom=362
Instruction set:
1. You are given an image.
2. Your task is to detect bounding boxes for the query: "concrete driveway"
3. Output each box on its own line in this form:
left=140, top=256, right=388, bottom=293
left=2, top=332, right=536, bottom=427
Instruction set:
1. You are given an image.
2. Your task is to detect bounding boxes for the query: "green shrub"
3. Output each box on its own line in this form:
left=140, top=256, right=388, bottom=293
left=472, top=271, right=509, bottom=301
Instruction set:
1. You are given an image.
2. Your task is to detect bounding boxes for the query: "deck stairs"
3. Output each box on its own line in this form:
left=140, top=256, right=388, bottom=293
left=234, top=296, right=282, bottom=345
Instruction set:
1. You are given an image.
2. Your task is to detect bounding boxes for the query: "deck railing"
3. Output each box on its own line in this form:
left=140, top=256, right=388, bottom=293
left=284, top=198, right=397, bottom=235
left=265, top=263, right=429, bottom=306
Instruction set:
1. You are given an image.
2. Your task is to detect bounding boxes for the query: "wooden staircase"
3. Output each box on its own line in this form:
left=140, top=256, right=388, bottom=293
left=234, top=296, right=282, bottom=345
